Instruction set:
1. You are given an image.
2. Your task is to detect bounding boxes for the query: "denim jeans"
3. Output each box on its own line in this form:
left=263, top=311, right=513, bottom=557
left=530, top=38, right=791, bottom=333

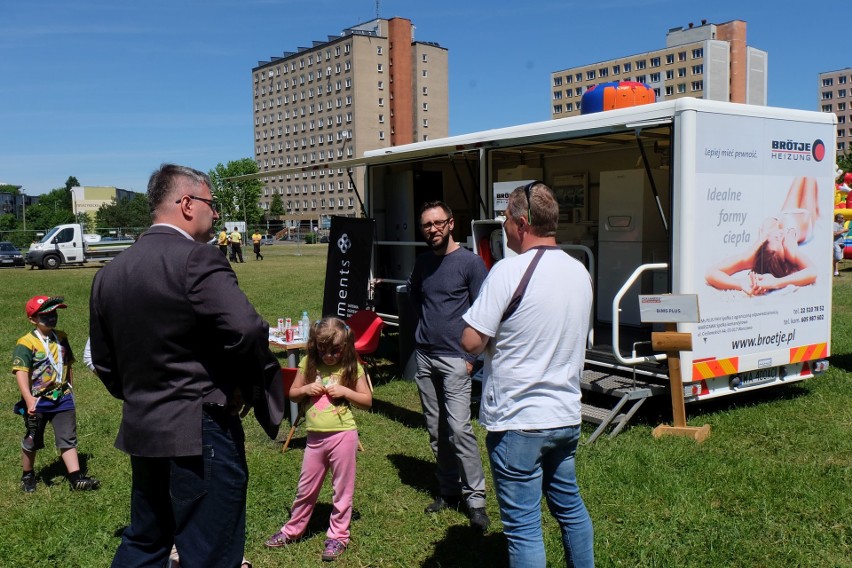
left=486, top=425, right=594, bottom=568
left=112, top=412, right=248, bottom=568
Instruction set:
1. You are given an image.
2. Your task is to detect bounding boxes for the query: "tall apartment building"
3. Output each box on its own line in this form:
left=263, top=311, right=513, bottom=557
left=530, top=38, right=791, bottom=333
left=551, top=19, right=767, bottom=118
left=818, top=68, right=852, bottom=154
left=252, top=17, right=448, bottom=228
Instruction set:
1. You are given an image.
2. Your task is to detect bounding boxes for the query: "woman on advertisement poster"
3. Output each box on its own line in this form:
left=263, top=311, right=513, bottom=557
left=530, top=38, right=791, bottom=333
left=706, top=176, right=818, bottom=296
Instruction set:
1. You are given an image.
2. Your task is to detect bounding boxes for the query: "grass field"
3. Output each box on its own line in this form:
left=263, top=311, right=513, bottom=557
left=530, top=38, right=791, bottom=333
left=0, top=243, right=849, bottom=567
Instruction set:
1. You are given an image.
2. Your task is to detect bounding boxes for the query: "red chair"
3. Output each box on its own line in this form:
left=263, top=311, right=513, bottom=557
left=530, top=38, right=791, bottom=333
left=346, top=309, right=385, bottom=390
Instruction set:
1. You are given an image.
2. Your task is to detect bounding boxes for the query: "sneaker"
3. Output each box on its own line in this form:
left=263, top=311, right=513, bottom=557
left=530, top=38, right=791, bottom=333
left=321, top=538, right=346, bottom=562
left=69, top=474, right=101, bottom=491
left=20, top=473, right=36, bottom=493
left=468, top=507, right=490, bottom=531
left=835, top=271, right=840, bottom=276
left=264, top=531, right=297, bottom=548
left=424, top=495, right=461, bottom=513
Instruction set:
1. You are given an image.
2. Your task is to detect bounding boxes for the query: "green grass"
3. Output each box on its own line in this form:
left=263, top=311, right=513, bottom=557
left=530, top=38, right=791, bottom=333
left=0, top=243, right=850, bottom=567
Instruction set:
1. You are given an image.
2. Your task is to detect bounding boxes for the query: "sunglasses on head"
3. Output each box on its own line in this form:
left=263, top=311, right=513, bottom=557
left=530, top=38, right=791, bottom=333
left=522, top=180, right=542, bottom=224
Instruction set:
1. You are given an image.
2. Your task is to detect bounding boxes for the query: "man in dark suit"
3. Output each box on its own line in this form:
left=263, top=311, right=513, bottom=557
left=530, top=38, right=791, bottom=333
left=90, top=164, right=284, bottom=568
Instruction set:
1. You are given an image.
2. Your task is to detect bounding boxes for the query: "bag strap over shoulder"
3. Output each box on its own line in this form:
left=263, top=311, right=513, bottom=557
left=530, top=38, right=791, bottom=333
left=500, top=246, right=559, bottom=322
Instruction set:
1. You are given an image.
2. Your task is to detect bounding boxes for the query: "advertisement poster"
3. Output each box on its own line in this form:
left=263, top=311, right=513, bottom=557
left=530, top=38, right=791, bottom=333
left=322, top=216, right=375, bottom=319
left=687, top=113, right=834, bottom=369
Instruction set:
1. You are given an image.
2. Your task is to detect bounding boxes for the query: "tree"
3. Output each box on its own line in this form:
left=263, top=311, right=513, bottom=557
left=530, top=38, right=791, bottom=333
left=0, top=184, right=20, bottom=194
left=208, top=159, right=264, bottom=228
left=23, top=187, right=74, bottom=230
left=838, top=152, right=852, bottom=176
left=94, top=193, right=151, bottom=234
left=269, top=194, right=285, bottom=216
left=64, top=176, right=80, bottom=192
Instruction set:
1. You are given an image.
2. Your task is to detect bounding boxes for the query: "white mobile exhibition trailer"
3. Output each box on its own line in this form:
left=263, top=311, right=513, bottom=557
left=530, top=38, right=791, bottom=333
left=361, top=98, right=836, bottom=437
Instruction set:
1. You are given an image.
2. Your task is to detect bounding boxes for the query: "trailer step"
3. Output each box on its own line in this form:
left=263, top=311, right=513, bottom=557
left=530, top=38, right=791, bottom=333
left=580, top=366, right=668, bottom=443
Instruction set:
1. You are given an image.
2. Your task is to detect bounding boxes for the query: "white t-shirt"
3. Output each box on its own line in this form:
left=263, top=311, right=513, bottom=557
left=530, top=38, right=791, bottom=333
left=463, top=247, right=592, bottom=431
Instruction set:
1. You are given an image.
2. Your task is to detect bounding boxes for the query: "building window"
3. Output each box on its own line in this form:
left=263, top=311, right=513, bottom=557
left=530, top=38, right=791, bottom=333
left=422, top=53, right=428, bottom=62
left=692, top=48, right=704, bottom=58
left=678, top=67, right=687, bottom=77
left=691, top=80, right=703, bottom=91
left=636, top=60, right=646, bottom=70
left=566, top=75, right=573, bottom=83
left=423, top=86, right=428, bottom=95
left=553, top=91, right=562, bottom=100
left=379, top=131, right=385, bottom=140
left=692, top=64, right=704, bottom=75
left=377, top=63, right=383, bottom=72
left=376, top=46, right=383, bottom=55
left=636, top=75, right=646, bottom=83
left=839, top=102, right=847, bottom=111
left=612, top=64, right=620, bottom=75
left=666, top=54, right=675, bottom=65
left=553, top=77, right=562, bottom=87
left=586, top=70, right=596, bottom=80
left=379, top=114, right=385, bottom=123
left=840, top=76, right=848, bottom=84
left=422, top=70, right=428, bottom=77
left=822, top=104, right=833, bottom=112
left=823, top=78, right=834, bottom=87
left=823, top=91, right=834, bottom=100
left=575, top=72, right=582, bottom=82
left=665, top=86, right=673, bottom=96
left=599, top=68, right=608, bottom=78
left=423, top=118, right=428, bottom=127
left=566, top=102, right=573, bottom=111
left=650, top=57, right=660, bottom=67
left=553, top=104, right=563, bottom=114
left=378, top=97, right=384, bottom=106
left=378, top=80, right=384, bottom=90
left=650, top=72, right=660, bottom=82
left=678, top=51, right=687, bottom=62
left=623, top=62, right=632, bottom=72
left=677, top=83, right=686, bottom=94
left=423, top=102, right=428, bottom=111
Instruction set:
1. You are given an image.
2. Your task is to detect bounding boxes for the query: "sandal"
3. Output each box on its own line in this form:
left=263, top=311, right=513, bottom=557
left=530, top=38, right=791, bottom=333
left=264, top=531, right=297, bottom=548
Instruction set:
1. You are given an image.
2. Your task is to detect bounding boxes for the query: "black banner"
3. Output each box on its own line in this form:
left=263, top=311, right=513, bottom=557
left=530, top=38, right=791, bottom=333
left=322, top=216, right=375, bottom=319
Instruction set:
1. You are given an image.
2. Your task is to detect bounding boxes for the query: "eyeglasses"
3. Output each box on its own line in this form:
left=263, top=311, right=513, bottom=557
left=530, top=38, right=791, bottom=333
left=319, top=346, right=343, bottom=358
left=523, top=181, right=542, bottom=225
left=176, top=195, right=218, bottom=213
left=420, top=218, right=451, bottom=231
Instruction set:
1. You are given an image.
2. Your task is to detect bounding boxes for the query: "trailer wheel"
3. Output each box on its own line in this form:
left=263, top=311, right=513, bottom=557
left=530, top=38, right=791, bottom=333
left=43, top=255, right=61, bottom=270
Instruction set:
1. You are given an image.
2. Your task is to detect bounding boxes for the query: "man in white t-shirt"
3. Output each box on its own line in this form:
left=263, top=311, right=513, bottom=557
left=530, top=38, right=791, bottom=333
left=461, top=181, right=594, bottom=567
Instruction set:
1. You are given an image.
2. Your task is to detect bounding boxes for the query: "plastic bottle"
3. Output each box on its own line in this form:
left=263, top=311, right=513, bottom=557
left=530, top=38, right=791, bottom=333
left=300, top=311, right=310, bottom=340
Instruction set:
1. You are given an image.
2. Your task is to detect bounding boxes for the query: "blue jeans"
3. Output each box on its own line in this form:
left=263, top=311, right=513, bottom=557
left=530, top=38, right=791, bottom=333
left=486, top=425, right=594, bottom=568
left=112, top=412, right=248, bottom=568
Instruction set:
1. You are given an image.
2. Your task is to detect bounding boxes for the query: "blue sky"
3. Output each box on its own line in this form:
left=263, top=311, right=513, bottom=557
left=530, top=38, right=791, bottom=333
left=1, top=0, right=846, bottom=195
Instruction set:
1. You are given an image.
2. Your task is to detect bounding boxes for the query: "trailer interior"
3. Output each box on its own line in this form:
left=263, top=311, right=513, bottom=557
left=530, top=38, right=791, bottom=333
left=367, top=123, right=677, bottom=440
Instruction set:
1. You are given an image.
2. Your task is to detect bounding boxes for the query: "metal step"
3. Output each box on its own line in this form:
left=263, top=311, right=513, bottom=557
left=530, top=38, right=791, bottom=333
left=580, top=366, right=669, bottom=443
left=582, top=401, right=623, bottom=425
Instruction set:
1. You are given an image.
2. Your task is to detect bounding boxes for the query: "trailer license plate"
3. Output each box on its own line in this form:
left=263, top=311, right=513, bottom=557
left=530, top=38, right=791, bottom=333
left=739, top=368, right=778, bottom=388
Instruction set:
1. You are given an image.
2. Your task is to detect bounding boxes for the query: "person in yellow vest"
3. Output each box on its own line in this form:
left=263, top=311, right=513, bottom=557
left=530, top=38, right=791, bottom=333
left=229, top=227, right=244, bottom=263
left=217, top=228, right=229, bottom=257
left=251, top=230, right=264, bottom=261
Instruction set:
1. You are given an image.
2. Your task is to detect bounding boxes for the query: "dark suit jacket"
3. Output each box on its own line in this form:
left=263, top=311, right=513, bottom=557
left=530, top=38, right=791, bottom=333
left=89, top=225, right=284, bottom=457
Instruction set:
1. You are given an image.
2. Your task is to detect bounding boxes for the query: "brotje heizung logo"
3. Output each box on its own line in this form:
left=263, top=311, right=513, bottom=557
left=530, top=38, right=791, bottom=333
left=770, top=138, right=825, bottom=162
